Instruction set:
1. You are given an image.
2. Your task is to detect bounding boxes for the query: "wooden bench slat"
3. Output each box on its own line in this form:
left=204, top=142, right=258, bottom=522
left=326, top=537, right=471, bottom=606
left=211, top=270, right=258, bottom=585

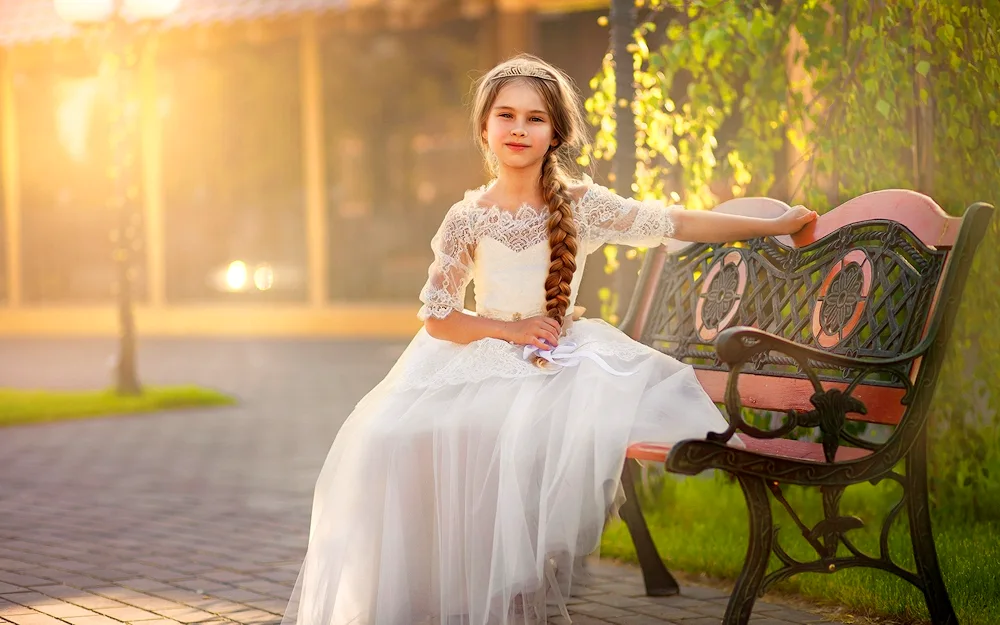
left=626, top=437, right=873, bottom=464
left=693, top=369, right=907, bottom=426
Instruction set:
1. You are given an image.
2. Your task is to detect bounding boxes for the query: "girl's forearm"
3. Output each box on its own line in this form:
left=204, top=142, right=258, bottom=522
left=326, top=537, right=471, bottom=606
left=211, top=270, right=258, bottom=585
left=424, top=310, right=510, bottom=344
left=672, top=208, right=780, bottom=243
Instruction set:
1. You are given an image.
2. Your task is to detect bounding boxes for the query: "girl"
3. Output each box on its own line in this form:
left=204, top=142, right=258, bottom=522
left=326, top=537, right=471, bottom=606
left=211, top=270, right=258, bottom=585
left=282, top=55, right=816, bottom=625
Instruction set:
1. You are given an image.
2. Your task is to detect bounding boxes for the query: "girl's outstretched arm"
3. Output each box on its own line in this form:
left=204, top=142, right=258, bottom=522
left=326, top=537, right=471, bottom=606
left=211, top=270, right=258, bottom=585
left=579, top=184, right=816, bottom=251
left=672, top=205, right=817, bottom=243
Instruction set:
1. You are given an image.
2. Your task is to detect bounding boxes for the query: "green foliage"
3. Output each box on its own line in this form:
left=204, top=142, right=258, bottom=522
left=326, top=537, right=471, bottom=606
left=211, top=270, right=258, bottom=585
left=0, top=386, right=234, bottom=427
left=586, top=0, right=1000, bottom=520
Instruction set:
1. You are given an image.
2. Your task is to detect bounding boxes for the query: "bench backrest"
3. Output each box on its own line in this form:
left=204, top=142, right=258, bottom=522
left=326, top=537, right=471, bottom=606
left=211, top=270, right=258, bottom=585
left=622, top=190, right=993, bottom=430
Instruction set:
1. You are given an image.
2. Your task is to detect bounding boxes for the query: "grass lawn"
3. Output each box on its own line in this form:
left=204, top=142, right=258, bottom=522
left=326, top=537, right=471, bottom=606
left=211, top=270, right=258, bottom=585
left=601, top=471, right=999, bottom=625
left=0, top=386, right=235, bottom=427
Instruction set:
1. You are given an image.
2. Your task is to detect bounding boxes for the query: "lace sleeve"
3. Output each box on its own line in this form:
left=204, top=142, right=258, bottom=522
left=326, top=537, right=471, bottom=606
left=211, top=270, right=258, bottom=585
left=417, top=201, right=477, bottom=321
left=578, top=184, right=679, bottom=253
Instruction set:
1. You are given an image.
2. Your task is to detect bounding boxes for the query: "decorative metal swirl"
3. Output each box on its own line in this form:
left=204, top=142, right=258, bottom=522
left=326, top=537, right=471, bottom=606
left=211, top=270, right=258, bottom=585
left=814, top=250, right=873, bottom=348
left=695, top=250, right=746, bottom=342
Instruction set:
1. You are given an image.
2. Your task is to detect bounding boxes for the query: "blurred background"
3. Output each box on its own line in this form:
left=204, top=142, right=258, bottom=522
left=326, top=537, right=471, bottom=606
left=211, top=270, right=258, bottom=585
left=0, top=0, right=614, bottom=339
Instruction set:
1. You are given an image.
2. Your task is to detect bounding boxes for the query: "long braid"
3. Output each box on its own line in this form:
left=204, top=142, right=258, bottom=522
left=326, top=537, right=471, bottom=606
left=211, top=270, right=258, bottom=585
left=540, top=151, right=577, bottom=328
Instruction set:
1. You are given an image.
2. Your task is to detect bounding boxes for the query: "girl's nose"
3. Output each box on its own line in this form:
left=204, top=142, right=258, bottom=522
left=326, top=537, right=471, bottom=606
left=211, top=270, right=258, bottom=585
left=511, top=127, right=527, bottom=137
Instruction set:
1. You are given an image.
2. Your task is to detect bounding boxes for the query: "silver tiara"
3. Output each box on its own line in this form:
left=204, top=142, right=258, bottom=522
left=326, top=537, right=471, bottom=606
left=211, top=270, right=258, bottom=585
left=491, top=65, right=557, bottom=82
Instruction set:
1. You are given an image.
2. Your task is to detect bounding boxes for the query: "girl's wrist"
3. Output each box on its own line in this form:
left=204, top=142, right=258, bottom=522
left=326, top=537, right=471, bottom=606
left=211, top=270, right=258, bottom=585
left=766, top=216, right=786, bottom=237
left=494, top=319, right=512, bottom=342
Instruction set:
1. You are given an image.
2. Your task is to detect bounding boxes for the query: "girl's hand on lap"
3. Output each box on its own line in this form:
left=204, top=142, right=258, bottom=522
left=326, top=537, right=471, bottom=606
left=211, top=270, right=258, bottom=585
left=504, top=315, right=561, bottom=350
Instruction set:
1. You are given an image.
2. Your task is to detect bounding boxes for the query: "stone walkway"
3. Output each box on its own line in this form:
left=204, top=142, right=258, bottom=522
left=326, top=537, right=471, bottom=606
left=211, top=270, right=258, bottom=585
left=0, top=339, right=844, bottom=625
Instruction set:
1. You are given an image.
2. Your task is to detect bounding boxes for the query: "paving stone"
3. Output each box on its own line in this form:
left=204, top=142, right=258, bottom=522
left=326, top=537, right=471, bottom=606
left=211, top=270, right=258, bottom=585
left=0, top=602, right=36, bottom=617
left=686, top=601, right=729, bottom=618
left=0, top=593, right=59, bottom=608
left=46, top=577, right=107, bottom=590
left=117, top=580, right=176, bottom=593
left=0, top=578, right=51, bottom=591
left=587, top=593, right=654, bottom=609
left=25, top=585, right=89, bottom=600
left=188, top=599, right=250, bottom=615
left=550, top=617, right=609, bottom=625
left=172, top=582, right=232, bottom=594
left=679, top=586, right=729, bottom=601
left=64, top=616, right=129, bottom=625
left=145, top=590, right=211, bottom=607
left=569, top=602, right=635, bottom=619
left=224, top=609, right=277, bottom=624
left=60, top=596, right=126, bottom=611
left=240, top=601, right=285, bottom=616
left=231, top=582, right=287, bottom=600
left=121, top=597, right=188, bottom=612
left=202, top=573, right=253, bottom=585
left=645, top=596, right=713, bottom=610
left=589, top=583, right=648, bottom=597
left=629, top=603, right=704, bottom=621
left=150, top=607, right=218, bottom=623
left=204, top=591, right=267, bottom=604
left=31, top=602, right=94, bottom=618
left=0, top=562, right=33, bottom=573
left=85, top=570, right=138, bottom=583
left=605, top=615, right=684, bottom=625
left=95, top=606, right=164, bottom=621
left=4, top=615, right=69, bottom=625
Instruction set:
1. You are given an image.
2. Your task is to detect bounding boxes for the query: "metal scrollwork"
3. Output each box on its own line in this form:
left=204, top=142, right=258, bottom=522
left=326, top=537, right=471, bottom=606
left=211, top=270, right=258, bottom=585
left=793, top=389, right=868, bottom=463
left=695, top=251, right=747, bottom=342
left=645, top=219, right=947, bottom=373
left=814, top=250, right=873, bottom=348
left=820, top=264, right=864, bottom=334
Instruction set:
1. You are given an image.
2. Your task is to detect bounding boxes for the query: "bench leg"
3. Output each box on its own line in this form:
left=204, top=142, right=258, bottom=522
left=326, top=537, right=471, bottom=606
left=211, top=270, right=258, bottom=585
left=618, top=459, right=680, bottom=596
left=724, top=474, right=772, bottom=625
left=906, top=430, right=958, bottom=625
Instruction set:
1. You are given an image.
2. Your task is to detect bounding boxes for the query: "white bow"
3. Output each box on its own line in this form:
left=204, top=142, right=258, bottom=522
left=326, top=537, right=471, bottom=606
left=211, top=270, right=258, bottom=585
left=522, top=341, right=635, bottom=377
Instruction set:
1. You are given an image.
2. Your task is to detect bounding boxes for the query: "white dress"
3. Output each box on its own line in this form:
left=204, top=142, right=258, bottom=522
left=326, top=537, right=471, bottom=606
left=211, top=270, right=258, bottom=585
left=281, top=184, right=733, bottom=625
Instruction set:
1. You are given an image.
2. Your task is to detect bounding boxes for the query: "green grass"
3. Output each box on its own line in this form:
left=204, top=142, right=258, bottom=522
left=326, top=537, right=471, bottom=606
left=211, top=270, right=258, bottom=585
left=0, top=386, right=236, bottom=427
left=601, top=471, right=1000, bottom=625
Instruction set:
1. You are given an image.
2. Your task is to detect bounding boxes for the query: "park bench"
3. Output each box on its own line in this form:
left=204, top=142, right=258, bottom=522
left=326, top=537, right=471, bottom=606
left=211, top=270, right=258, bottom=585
left=615, top=189, right=994, bottom=625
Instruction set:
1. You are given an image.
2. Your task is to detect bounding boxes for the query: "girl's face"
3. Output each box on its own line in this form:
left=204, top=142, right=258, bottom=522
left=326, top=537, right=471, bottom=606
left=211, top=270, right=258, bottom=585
left=482, top=81, right=558, bottom=173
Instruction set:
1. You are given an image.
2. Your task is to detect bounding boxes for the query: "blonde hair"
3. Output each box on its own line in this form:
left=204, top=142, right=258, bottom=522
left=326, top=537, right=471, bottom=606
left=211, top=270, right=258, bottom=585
left=471, top=54, right=587, bottom=329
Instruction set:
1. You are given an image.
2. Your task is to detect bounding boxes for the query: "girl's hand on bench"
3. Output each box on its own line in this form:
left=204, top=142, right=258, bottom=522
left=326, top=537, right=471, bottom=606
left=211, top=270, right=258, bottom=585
left=773, top=205, right=818, bottom=235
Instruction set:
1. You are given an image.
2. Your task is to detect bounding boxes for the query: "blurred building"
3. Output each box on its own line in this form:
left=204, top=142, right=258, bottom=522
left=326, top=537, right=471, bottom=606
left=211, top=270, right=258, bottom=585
left=0, top=0, right=610, bottom=337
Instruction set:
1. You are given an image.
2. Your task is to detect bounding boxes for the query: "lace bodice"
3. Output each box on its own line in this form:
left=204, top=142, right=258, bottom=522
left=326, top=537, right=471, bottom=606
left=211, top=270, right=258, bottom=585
left=417, top=183, right=679, bottom=322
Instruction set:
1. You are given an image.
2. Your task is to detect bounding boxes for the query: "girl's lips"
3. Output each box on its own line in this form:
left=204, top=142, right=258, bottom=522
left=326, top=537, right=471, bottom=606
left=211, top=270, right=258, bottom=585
left=506, top=143, right=529, bottom=151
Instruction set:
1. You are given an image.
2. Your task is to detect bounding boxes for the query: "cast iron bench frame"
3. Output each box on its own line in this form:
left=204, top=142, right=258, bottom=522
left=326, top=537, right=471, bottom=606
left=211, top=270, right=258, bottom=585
left=616, top=189, right=993, bottom=625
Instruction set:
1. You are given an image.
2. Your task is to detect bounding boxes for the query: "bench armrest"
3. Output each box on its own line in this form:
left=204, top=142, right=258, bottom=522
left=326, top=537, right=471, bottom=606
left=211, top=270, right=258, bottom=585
left=704, top=326, right=931, bottom=461
left=714, top=326, right=932, bottom=371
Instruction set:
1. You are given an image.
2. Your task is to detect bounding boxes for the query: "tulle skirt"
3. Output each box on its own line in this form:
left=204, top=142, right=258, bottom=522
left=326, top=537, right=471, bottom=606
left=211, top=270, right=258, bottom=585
left=280, top=318, right=732, bottom=625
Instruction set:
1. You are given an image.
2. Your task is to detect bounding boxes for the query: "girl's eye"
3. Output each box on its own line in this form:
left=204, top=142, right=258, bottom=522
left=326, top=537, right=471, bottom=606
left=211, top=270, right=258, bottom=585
left=530, top=117, right=544, bottom=123
left=499, top=112, right=514, bottom=119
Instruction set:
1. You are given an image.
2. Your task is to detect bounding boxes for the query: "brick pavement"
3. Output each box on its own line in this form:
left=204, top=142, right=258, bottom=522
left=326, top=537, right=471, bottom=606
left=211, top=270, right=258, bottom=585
left=0, top=339, right=845, bottom=625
